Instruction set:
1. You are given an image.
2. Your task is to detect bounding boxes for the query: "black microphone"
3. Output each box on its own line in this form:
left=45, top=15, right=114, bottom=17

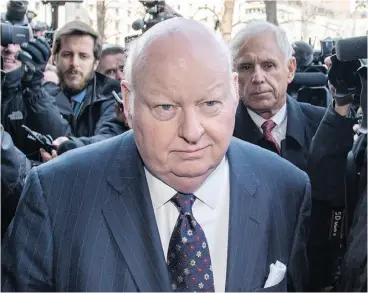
left=335, top=36, right=367, bottom=61
left=132, top=19, right=145, bottom=31
left=292, top=72, right=328, bottom=87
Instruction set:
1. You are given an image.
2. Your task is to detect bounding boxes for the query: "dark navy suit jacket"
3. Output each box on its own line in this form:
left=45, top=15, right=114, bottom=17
left=233, top=96, right=326, bottom=171
left=2, top=131, right=311, bottom=292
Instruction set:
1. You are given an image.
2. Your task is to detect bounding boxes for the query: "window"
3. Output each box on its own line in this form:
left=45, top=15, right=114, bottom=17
left=35, top=2, right=40, bottom=10
left=89, top=4, right=93, bottom=13
left=177, top=5, right=180, bottom=10
left=205, top=4, right=208, bottom=8
left=115, top=20, right=120, bottom=29
left=127, top=9, right=131, bottom=17
left=116, top=36, right=121, bottom=44
left=116, top=8, right=119, bottom=16
left=76, top=3, right=81, bottom=9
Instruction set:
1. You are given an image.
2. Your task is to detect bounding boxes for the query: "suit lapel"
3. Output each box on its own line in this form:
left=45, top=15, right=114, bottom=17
left=234, top=102, right=263, bottom=145
left=225, top=140, right=262, bottom=292
left=282, top=97, right=308, bottom=170
left=103, top=131, right=171, bottom=292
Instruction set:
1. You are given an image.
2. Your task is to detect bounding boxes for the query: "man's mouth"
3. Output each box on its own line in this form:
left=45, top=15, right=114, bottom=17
left=3, top=57, right=16, bottom=64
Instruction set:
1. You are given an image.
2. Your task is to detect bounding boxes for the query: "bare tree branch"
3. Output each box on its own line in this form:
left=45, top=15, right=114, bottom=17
left=190, top=7, right=222, bottom=20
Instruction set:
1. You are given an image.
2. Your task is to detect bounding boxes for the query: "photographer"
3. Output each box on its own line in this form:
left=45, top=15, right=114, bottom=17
left=1, top=1, right=70, bottom=161
left=307, top=41, right=366, bottom=291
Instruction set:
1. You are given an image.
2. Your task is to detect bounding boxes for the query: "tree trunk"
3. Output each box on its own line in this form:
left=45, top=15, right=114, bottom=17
left=265, top=0, right=278, bottom=26
left=96, top=0, right=106, bottom=40
left=221, top=0, right=235, bottom=43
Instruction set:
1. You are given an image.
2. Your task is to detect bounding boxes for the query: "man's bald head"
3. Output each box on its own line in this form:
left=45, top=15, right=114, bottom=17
left=121, top=18, right=239, bottom=194
left=124, top=18, right=233, bottom=105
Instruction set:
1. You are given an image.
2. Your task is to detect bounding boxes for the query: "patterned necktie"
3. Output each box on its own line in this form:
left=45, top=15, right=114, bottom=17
left=167, top=193, right=215, bottom=292
left=261, top=120, right=281, bottom=154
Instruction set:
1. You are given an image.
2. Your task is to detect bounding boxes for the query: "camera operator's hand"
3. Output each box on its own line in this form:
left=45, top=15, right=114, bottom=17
left=40, top=136, right=69, bottom=162
left=17, top=37, right=51, bottom=87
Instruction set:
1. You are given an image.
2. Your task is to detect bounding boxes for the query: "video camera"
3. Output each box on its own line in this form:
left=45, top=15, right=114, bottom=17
left=0, top=1, right=30, bottom=46
left=328, top=36, right=367, bottom=132
left=131, top=0, right=178, bottom=34
left=312, top=38, right=336, bottom=65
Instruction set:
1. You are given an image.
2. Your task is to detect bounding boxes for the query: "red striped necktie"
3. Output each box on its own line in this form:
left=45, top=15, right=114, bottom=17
left=261, top=120, right=281, bottom=154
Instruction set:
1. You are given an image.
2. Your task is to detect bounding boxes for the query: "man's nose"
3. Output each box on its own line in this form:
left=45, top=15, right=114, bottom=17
left=5, top=44, right=19, bottom=54
left=116, top=70, right=124, bottom=81
left=251, top=65, right=265, bottom=84
left=179, top=109, right=205, bottom=144
left=71, top=55, right=80, bottom=67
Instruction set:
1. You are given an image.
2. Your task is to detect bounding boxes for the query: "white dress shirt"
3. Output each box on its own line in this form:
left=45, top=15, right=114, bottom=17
left=145, top=157, right=230, bottom=292
left=247, top=103, right=288, bottom=146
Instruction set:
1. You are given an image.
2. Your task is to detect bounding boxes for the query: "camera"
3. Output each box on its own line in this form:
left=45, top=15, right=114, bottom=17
left=131, top=0, right=179, bottom=34
left=1, top=23, right=30, bottom=46
left=328, top=36, right=367, bottom=132
left=1, top=1, right=30, bottom=46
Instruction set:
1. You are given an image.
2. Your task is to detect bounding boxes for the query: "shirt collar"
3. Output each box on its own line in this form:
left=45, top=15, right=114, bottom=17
left=247, top=102, right=287, bottom=128
left=71, top=88, right=87, bottom=103
left=145, top=156, right=228, bottom=211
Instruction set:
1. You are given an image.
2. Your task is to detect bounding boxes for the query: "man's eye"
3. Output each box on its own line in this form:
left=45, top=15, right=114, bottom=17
left=238, top=64, right=252, bottom=71
left=106, top=70, right=115, bottom=75
left=264, top=62, right=275, bottom=68
left=159, top=104, right=173, bottom=111
left=153, top=104, right=177, bottom=121
left=205, top=101, right=218, bottom=107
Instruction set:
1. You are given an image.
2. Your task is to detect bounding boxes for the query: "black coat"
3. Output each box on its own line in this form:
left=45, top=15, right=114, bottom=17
left=1, top=125, right=31, bottom=238
left=44, top=72, right=129, bottom=154
left=307, top=103, right=358, bottom=290
left=233, top=96, right=326, bottom=171
left=1, top=68, right=70, bottom=160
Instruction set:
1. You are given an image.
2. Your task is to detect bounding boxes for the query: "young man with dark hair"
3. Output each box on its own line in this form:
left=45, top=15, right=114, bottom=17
left=41, top=21, right=128, bottom=161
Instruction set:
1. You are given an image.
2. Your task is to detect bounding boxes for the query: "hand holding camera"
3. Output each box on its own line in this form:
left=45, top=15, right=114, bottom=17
left=16, top=37, right=51, bottom=86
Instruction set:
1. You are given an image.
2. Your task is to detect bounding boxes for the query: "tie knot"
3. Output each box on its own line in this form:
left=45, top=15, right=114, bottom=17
left=262, top=120, right=277, bottom=133
left=171, top=193, right=196, bottom=215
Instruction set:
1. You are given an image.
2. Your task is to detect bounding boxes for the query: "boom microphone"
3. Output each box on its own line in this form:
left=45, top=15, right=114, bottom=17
left=293, top=72, right=328, bottom=87
left=335, top=36, right=367, bottom=61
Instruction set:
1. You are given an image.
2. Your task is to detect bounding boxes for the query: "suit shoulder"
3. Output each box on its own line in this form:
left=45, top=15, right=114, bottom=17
left=230, top=137, right=309, bottom=183
left=299, top=102, right=326, bottom=124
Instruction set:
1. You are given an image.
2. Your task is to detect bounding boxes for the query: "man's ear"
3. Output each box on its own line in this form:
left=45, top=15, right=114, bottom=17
left=94, top=59, right=99, bottom=71
left=287, top=58, right=296, bottom=84
left=232, top=72, right=240, bottom=102
left=121, top=80, right=133, bottom=128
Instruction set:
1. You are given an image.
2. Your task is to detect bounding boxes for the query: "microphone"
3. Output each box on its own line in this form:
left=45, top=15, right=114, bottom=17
left=132, top=19, right=145, bottom=31
left=292, top=72, right=328, bottom=87
left=335, top=36, right=367, bottom=61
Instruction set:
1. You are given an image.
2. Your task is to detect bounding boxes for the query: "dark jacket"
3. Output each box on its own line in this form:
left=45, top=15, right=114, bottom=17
left=233, top=96, right=326, bottom=171
left=1, top=68, right=70, bottom=160
left=307, top=103, right=358, bottom=291
left=43, top=72, right=128, bottom=154
left=1, top=125, right=31, bottom=238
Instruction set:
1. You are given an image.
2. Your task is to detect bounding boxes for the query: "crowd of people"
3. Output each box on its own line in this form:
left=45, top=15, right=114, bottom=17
left=1, top=5, right=366, bottom=292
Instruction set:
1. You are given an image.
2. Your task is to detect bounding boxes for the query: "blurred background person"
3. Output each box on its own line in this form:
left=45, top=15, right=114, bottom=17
left=96, top=44, right=126, bottom=81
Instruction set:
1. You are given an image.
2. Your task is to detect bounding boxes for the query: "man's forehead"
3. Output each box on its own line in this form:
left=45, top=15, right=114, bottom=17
left=236, top=33, right=284, bottom=62
left=60, top=35, right=94, bottom=49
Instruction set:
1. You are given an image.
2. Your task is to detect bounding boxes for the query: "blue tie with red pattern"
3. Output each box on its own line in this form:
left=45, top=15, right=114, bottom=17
left=167, top=193, right=215, bottom=292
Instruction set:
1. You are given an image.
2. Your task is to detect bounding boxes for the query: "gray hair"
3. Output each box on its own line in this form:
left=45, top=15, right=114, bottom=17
left=230, top=20, right=294, bottom=64
left=124, top=18, right=234, bottom=114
